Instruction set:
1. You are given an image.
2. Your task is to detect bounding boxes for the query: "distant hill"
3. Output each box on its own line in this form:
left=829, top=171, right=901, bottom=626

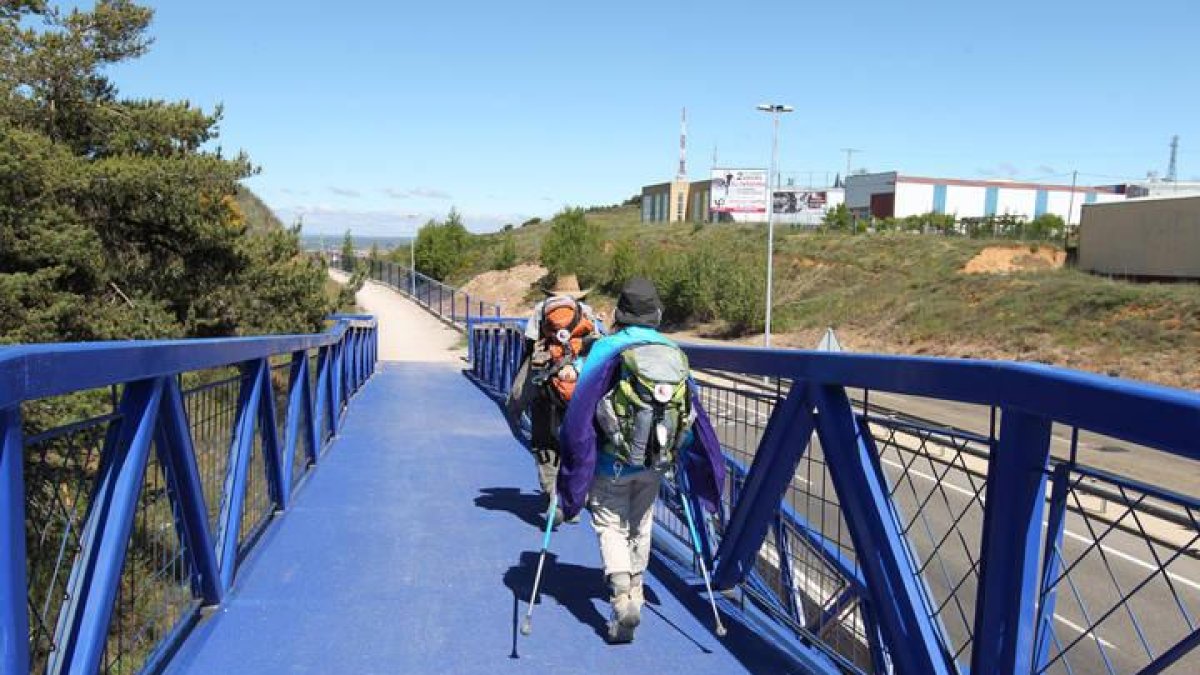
left=300, top=234, right=413, bottom=252
left=235, top=187, right=286, bottom=233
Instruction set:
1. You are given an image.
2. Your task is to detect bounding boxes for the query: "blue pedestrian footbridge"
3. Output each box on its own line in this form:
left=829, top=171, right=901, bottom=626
left=2, top=270, right=1199, bottom=674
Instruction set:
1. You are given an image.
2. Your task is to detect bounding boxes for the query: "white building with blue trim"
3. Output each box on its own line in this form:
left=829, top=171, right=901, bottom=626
left=845, top=172, right=1125, bottom=224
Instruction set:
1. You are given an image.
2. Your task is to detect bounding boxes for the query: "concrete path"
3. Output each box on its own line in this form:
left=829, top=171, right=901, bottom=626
left=330, top=270, right=461, bottom=363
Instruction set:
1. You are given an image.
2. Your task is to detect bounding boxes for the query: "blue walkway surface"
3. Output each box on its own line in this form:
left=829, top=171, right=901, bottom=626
left=165, top=362, right=801, bottom=674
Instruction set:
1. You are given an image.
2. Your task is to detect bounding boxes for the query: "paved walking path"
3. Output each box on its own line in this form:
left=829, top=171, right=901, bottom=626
left=329, top=269, right=461, bottom=362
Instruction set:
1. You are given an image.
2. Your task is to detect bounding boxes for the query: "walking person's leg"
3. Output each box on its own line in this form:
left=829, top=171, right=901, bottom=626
left=626, top=469, right=663, bottom=616
left=588, top=474, right=639, bottom=642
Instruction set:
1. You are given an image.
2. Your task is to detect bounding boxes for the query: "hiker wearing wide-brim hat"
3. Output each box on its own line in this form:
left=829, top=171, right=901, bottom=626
left=540, top=274, right=593, bottom=300
left=504, top=273, right=603, bottom=528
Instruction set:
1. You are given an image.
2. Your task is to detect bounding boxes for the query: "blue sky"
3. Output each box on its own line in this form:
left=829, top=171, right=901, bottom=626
left=102, top=0, right=1199, bottom=235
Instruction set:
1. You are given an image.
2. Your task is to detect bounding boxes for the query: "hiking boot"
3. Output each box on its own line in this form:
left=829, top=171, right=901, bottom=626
left=606, top=573, right=640, bottom=644
left=606, top=593, right=639, bottom=643
left=629, top=573, right=645, bottom=611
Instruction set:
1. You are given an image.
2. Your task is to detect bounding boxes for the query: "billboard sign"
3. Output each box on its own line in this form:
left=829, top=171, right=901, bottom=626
left=710, top=168, right=767, bottom=213
left=773, top=190, right=829, bottom=215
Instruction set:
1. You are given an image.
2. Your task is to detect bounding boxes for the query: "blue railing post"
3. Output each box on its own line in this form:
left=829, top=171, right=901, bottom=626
left=314, top=345, right=332, bottom=443
left=156, top=377, right=223, bottom=607
left=216, top=361, right=267, bottom=590
left=0, top=405, right=29, bottom=674
left=257, top=360, right=286, bottom=512
left=970, top=408, right=1053, bottom=675
left=281, top=350, right=310, bottom=499
left=1033, top=462, right=1071, bottom=670
left=713, top=383, right=816, bottom=589
left=773, top=515, right=803, bottom=626
left=49, top=378, right=166, bottom=675
left=330, top=341, right=344, bottom=434
left=810, top=383, right=953, bottom=675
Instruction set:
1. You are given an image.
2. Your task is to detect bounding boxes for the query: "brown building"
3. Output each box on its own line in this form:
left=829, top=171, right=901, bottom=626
left=641, top=179, right=690, bottom=223
left=1079, top=195, right=1200, bottom=280
left=641, top=179, right=713, bottom=223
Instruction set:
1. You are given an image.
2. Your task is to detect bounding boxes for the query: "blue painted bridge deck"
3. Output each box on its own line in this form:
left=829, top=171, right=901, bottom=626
left=164, top=363, right=800, bottom=674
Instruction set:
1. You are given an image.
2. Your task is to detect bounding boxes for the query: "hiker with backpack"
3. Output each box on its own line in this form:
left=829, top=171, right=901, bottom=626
left=556, top=277, right=726, bottom=643
left=505, top=274, right=603, bottom=525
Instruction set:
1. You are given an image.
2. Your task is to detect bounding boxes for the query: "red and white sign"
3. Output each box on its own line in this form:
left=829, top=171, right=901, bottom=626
left=710, top=168, right=767, bottom=213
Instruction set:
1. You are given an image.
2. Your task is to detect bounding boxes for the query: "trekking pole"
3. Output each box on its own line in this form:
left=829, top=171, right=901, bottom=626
left=520, top=494, right=558, bottom=636
left=677, top=479, right=727, bottom=637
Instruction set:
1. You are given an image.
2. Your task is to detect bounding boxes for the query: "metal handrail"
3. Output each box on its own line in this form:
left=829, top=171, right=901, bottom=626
left=1, top=316, right=380, bottom=674
left=465, top=320, right=1200, bottom=675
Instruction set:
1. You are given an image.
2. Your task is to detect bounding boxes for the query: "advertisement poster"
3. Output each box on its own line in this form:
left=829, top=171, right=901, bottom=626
left=710, top=168, right=767, bottom=213
left=773, top=190, right=828, bottom=214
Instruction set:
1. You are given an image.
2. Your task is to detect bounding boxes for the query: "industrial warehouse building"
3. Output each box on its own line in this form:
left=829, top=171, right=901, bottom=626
left=845, top=172, right=1124, bottom=223
left=1079, top=195, right=1200, bottom=280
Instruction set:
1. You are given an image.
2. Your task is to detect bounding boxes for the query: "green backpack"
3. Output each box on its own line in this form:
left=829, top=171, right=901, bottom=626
left=596, top=343, right=695, bottom=469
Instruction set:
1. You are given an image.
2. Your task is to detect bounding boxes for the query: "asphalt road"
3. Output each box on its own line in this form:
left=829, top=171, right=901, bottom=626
left=696, top=379, right=1199, bottom=675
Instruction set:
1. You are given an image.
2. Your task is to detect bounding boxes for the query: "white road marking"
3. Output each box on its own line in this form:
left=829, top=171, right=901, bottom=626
left=881, top=458, right=979, bottom=499
left=882, top=454, right=1200, bottom=594
left=1054, top=614, right=1117, bottom=649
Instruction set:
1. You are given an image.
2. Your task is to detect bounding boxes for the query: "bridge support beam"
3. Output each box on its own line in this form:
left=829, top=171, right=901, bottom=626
left=1, top=405, right=29, bottom=674
left=315, top=345, right=334, bottom=442
left=155, top=377, right=223, bottom=607
left=970, top=408, right=1052, bottom=675
left=712, top=384, right=815, bottom=589
left=216, top=360, right=267, bottom=589
left=811, top=383, right=953, bottom=675
left=49, top=378, right=165, bottom=675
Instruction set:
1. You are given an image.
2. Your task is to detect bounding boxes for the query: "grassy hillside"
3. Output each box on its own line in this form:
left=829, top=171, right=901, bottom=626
left=235, top=186, right=287, bottom=233
left=448, top=206, right=1199, bottom=389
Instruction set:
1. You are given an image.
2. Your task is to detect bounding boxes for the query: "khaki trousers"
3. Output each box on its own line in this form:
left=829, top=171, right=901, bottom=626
left=587, top=469, right=662, bottom=577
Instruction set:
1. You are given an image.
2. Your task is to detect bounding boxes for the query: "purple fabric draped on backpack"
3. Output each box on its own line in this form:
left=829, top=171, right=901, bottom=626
left=556, top=351, right=726, bottom=520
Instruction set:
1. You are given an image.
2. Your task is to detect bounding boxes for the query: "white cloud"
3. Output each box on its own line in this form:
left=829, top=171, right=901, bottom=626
left=384, top=187, right=453, bottom=200
left=976, top=162, right=1020, bottom=178
left=328, top=187, right=362, bottom=198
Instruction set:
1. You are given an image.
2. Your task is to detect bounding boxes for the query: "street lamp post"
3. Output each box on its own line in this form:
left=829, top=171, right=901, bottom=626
left=756, top=103, right=793, bottom=348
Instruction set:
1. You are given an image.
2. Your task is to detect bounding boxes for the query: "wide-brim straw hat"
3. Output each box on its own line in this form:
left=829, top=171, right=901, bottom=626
left=542, top=274, right=592, bottom=299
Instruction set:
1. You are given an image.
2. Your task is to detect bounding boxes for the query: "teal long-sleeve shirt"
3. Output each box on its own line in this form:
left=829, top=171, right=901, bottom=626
left=577, top=325, right=679, bottom=476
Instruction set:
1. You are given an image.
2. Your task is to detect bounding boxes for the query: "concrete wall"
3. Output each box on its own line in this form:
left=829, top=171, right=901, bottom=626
left=641, top=183, right=671, bottom=222
left=894, top=182, right=935, bottom=217
left=997, top=188, right=1038, bottom=219
left=1079, top=195, right=1200, bottom=279
left=943, top=185, right=988, bottom=218
left=845, top=172, right=897, bottom=212
left=688, top=180, right=712, bottom=223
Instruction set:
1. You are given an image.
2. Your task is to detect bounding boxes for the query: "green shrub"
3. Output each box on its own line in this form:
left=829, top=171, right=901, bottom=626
left=414, top=208, right=470, bottom=281
left=540, top=207, right=604, bottom=285
left=1027, top=213, right=1065, bottom=241
left=823, top=203, right=852, bottom=232
left=607, top=237, right=639, bottom=291
left=493, top=231, right=518, bottom=270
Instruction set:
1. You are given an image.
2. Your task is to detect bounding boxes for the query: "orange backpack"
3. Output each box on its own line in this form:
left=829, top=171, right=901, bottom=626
left=539, top=296, right=595, bottom=403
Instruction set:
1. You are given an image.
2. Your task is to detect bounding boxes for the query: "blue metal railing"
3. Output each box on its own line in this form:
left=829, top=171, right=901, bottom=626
left=1, top=315, right=378, bottom=674
left=465, top=321, right=1200, bottom=675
